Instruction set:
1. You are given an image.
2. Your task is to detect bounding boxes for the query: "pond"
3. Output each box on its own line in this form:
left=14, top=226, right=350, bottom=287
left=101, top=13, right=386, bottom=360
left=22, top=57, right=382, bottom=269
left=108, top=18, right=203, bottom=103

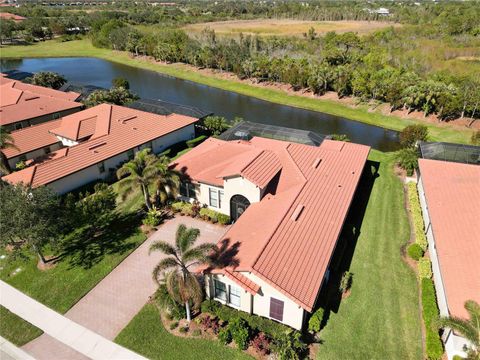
left=1, top=57, right=400, bottom=151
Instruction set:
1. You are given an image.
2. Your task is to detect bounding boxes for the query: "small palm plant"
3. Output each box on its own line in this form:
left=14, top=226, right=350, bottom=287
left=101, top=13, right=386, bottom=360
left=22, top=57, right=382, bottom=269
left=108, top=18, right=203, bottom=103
left=150, top=224, right=216, bottom=322
left=0, top=127, right=19, bottom=174
left=116, top=148, right=158, bottom=210
left=152, top=155, right=180, bottom=206
left=438, top=300, right=480, bottom=359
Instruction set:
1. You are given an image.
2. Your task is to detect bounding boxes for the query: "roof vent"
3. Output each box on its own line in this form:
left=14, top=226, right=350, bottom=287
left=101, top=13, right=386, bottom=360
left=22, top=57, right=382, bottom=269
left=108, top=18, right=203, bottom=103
left=88, top=142, right=107, bottom=151
left=291, top=204, right=305, bottom=221
left=118, top=115, right=137, bottom=124
left=24, top=96, right=40, bottom=101
left=312, top=158, right=322, bottom=169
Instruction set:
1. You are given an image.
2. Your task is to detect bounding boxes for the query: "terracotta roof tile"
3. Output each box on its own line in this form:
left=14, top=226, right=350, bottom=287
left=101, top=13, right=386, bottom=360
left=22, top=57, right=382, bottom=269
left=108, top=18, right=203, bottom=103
left=418, top=159, right=480, bottom=319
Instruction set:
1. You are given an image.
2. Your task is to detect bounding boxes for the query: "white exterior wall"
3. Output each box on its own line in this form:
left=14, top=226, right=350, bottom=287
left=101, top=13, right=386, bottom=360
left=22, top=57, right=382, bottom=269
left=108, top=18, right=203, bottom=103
left=47, top=125, right=195, bottom=194
left=7, top=142, right=62, bottom=169
left=417, top=176, right=470, bottom=360
left=206, top=272, right=305, bottom=331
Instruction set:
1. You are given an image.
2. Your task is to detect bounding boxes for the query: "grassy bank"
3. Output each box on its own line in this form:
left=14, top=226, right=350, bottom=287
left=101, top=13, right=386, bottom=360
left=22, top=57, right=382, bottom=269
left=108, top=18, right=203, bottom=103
left=115, top=303, right=252, bottom=360
left=0, top=39, right=473, bottom=144
left=318, top=150, right=422, bottom=359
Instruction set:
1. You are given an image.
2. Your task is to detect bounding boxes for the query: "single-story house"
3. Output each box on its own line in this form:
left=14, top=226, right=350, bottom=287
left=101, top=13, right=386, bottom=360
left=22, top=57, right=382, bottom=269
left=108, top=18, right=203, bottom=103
left=0, top=12, right=25, bottom=22
left=171, top=137, right=370, bottom=330
left=2, top=104, right=199, bottom=194
left=0, top=75, right=82, bottom=131
left=417, top=159, right=480, bottom=360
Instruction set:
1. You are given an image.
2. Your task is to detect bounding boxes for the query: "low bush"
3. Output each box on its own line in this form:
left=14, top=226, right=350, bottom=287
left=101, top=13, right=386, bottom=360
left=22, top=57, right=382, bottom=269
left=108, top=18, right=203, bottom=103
left=228, top=317, right=250, bottom=350
left=171, top=201, right=194, bottom=216
left=179, top=326, right=189, bottom=333
left=407, top=243, right=424, bottom=261
left=142, top=206, right=165, bottom=227
left=339, top=271, right=353, bottom=293
left=199, top=208, right=231, bottom=225
left=271, top=330, right=307, bottom=360
left=186, top=135, right=207, bottom=148
left=217, top=213, right=230, bottom=225
left=421, top=278, right=443, bottom=360
left=155, top=285, right=186, bottom=320
left=199, top=314, right=220, bottom=334
left=170, top=321, right=179, bottom=330
left=400, top=124, right=428, bottom=148
left=396, top=148, right=419, bottom=176
left=418, top=257, right=432, bottom=279
left=407, top=183, right=428, bottom=250
left=251, top=332, right=271, bottom=355
left=201, top=299, right=221, bottom=314
left=218, top=327, right=232, bottom=344
left=308, top=307, right=324, bottom=333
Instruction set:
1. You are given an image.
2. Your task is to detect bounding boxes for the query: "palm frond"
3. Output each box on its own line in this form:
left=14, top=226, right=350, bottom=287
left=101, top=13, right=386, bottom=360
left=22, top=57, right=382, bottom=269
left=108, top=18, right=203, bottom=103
left=152, top=258, right=179, bottom=283
left=149, top=240, right=177, bottom=256
left=439, top=317, right=479, bottom=346
left=175, top=224, right=188, bottom=250
left=183, top=243, right=216, bottom=263
left=179, top=227, right=201, bottom=253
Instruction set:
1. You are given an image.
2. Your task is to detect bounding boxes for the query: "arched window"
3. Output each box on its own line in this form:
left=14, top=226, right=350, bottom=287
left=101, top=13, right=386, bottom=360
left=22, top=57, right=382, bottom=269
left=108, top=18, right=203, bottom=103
left=230, top=195, right=250, bottom=222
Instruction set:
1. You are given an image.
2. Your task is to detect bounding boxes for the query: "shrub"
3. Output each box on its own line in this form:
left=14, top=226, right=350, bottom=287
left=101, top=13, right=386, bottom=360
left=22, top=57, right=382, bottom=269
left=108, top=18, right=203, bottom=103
left=470, top=130, right=480, bottom=145
left=308, top=307, right=324, bottom=333
left=154, top=285, right=186, bottom=320
left=407, top=183, right=428, bottom=250
left=200, top=315, right=220, bottom=334
left=218, top=327, right=232, bottom=344
left=251, top=332, right=271, bottom=355
left=171, top=201, right=185, bottom=213
left=396, top=148, right=419, bottom=176
left=192, top=329, right=201, bottom=336
left=203, top=116, right=229, bottom=136
left=199, top=208, right=230, bottom=224
left=421, top=278, right=443, bottom=360
left=142, top=206, right=165, bottom=227
left=112, top=77, right=130, bottom=89
left=407, top=243, right=424, bottom=261
left=179, top=326, right=189, bottom=333
left=271, top=330, right=306, bottom=360
left=170, top=321, right=179, bottom=330
left=418, top=257, right=432, bottom=279
left=172, top=201, right=194, bottom=216
left=331, top=134, right=350, bottom=142
left=228, top=317, right=250, bottom=350
left=400, top=124, right=428, bottom=148
left=339, top=271, right=353, bottom=293
left=217, top=213, right=231, bottom=225
left=186, top=135, right=207, bottom=148
left=201, top=299, right=220, bottom=314
left=15, top=161, right=27, bottom=170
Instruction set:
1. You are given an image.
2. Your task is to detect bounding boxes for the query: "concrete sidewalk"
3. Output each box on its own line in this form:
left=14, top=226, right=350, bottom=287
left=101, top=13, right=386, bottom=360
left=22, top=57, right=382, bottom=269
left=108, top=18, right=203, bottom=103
left=18, top=217, right=228, bottom=360
left=0, top=281, right=146, bottom=360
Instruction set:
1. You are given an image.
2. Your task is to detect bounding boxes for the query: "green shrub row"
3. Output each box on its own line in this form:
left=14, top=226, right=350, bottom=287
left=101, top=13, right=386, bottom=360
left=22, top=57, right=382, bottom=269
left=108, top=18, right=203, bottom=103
left=186, top=135, right=207, bottom=148
left=308, top=307, right=324, bottom=333
left=201, top=300, right=291, bottom=341
left=199, top=207, right=230, bottom=225
left=171, top=201, right=194, bottom=216
left=407, top=183, right=428, bottom=251
left=407, top=243, right=424, bottom=261
left=421, top=278, right=444, bottom=360
left=418, top=257, right=433, bottom=279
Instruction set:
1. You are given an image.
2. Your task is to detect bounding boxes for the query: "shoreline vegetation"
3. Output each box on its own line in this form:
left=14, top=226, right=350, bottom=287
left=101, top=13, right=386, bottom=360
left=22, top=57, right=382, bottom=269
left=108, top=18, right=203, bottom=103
left=0, top=38, right=474, bottom=145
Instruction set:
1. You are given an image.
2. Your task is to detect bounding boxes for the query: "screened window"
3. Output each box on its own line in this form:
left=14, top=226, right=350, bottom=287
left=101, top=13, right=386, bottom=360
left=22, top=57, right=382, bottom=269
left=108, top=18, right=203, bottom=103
left=229, top=285, right=241, bottom=307
left=214, top=280, right=227, bottom=301
left=219, top=190, right=224, bottom=209
left=269, top=298, right=284, bottom=322
left=209, top=188, right=219, bottom=207
left=180, top=182, right=196, bottom=199
left=98, top=161, right=105, bottom=174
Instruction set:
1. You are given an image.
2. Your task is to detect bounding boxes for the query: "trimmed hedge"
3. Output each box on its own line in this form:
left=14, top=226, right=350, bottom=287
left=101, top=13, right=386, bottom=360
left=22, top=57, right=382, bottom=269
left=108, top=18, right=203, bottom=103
left=421, top=278, right=444, bottom=360
left=308, top=307, right=324, bottom=333
left=199, top=208, right=230, bottom=225
left=201, top=300, right=291, bottom=341
left=407, top=243, right=424, bottom=261
left=186, top=135, right=207, bottom=148
left=407, top=183, right=428, bottom=251
left=418, top=257, right=432, bottom=279
left=171, top=201, right=194, bottom=216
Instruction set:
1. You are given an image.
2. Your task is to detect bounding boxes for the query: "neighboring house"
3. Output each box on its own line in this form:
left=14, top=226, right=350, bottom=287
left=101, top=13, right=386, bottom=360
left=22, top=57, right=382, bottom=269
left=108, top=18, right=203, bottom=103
left=0, top=12, right=25, bottom=22
left=1, top=119, right=63, bottom=170
left=417, top=159, right=480, bottom=360
left=128, top=98, right=213, bottom=120
left=0, top=75, right=82, bottom=131
left=2, top=104, right=199, bottom=194
left=171, top=137, right=370, bottom=330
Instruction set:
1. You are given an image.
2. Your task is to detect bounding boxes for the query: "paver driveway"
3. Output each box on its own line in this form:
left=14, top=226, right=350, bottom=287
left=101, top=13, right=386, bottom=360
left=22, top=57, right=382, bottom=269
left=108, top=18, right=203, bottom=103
left=22, top=216, right=229, bottom=360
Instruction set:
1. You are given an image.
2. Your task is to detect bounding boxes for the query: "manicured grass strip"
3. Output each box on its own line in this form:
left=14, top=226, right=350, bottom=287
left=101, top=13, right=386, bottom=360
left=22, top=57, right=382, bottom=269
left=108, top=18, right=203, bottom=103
left=408, top=182, right=428, bottom=250
left=0, top=306, right=43, bottom=345
left=0, top=39, right=474, bottom=144
left=115, top=303, right=252, bottom=360
left=421, top=278, right=444, bottom=360
left=318, top=151, right=422, bottom=360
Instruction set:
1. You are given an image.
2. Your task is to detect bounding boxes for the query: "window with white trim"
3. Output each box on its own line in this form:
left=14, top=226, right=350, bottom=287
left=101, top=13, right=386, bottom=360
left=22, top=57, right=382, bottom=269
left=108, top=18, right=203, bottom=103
left=180, top=182, right=196, bottom=199
left=209, top=187, right=219, bottom=207
left=229, top=285, right=241, bottom=307
left=214, top=279, right=227, bottom=301
left=219, top=190, right=224, bottom=209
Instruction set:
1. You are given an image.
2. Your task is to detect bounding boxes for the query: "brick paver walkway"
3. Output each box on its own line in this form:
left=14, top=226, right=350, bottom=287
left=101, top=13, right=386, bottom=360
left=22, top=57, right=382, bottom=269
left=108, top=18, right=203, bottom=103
left=21, top=216, right=228, bottom=360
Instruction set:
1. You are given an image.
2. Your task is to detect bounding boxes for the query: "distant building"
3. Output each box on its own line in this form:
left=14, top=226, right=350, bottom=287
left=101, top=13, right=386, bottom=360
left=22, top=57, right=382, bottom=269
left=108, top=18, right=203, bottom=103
left=417, top=159, right=480, bottom=360
left=0, top=12, right=25, bottom=21
left=2, top=104, right=199, bottom=194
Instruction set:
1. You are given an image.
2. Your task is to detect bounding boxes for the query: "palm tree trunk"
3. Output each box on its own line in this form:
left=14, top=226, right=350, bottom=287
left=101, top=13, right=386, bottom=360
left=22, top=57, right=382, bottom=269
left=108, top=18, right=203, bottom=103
left=33, top=244, right=47, bottom=264
left=185, top=301, right=191, bottom=322
left=141, top=184, right=152, bottom=210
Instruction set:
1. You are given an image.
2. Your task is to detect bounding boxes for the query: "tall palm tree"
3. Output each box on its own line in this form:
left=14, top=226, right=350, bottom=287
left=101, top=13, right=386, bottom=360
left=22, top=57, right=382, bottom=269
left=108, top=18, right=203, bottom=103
left=152, top=155, right=180, bottom=206
left=0, top=127, right=19, bottom=174
left=439, top=300, right=480, bottom=359
left=116, top=148, right=158, bottom=210
left=149, top=224, right=215, bottom=322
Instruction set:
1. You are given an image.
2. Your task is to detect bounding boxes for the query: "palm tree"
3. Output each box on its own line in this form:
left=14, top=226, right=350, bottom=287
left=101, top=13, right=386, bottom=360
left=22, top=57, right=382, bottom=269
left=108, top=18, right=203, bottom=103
left=439, top=300, right=480, bottom=359
left=116, top=148, right=158, bottom=210
left=0, top=127, right=19, bottom=174
left=149, top=224, right=216, bottom=322
left=152, top=155, right=180, bottom=206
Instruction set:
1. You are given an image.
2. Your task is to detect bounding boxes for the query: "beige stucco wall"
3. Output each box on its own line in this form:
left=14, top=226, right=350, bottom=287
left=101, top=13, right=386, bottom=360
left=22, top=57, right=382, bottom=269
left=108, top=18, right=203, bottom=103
left=205, top=271, right=305, bottom=330
left=5, top=107, right=82, bottom=132
left=7, top=142, right=62, bottom=169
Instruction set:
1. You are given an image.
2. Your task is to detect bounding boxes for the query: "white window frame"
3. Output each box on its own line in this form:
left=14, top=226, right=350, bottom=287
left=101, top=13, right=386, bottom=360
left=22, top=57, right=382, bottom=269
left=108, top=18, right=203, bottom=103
left=229, top=285, right=241, bottom=308
left=213, top=279, right=227, bottom=301
left=209, top=187, right=219, bottom=208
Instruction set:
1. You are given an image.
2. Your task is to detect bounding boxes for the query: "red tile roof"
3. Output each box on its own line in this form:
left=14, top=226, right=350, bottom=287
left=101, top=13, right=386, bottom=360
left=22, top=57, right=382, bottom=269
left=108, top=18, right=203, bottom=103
left=0, top=77, right=82, bottom=126
left=418, top=159, right=480, bottom=319
left=172, top=137, right=370, bottom=311
left=2, top=119, right=61, bottom=159
left=2, top=104, right=198, bottom=188
left=0, top=12, right=26, bottom=21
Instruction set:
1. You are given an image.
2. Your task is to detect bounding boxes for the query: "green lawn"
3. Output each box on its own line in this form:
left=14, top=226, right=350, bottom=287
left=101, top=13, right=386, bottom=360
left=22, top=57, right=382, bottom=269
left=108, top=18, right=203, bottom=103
left=0, top=214, right=146, bottom=346
left=115, top=303, right=252, bottom=360
left=0, top=39, right=473, bottom=144
left=318, top=150, right=422, bottom=360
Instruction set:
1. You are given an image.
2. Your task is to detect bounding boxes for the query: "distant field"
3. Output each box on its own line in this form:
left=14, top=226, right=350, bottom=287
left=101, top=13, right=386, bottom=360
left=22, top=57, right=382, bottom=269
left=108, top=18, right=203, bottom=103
left=183, top=19, right=400, bottom=37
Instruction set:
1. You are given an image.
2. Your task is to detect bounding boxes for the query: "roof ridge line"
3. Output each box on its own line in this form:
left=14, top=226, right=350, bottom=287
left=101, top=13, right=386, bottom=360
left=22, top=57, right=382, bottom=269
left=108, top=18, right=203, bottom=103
left=240, top=149, right=265, bottom=174
left=28, top=165, right=37, bottom=187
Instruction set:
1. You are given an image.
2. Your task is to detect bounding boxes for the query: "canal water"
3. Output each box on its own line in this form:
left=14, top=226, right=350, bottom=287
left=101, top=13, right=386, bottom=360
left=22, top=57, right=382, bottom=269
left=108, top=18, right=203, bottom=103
left=1, top=57, right=400, bottom=151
